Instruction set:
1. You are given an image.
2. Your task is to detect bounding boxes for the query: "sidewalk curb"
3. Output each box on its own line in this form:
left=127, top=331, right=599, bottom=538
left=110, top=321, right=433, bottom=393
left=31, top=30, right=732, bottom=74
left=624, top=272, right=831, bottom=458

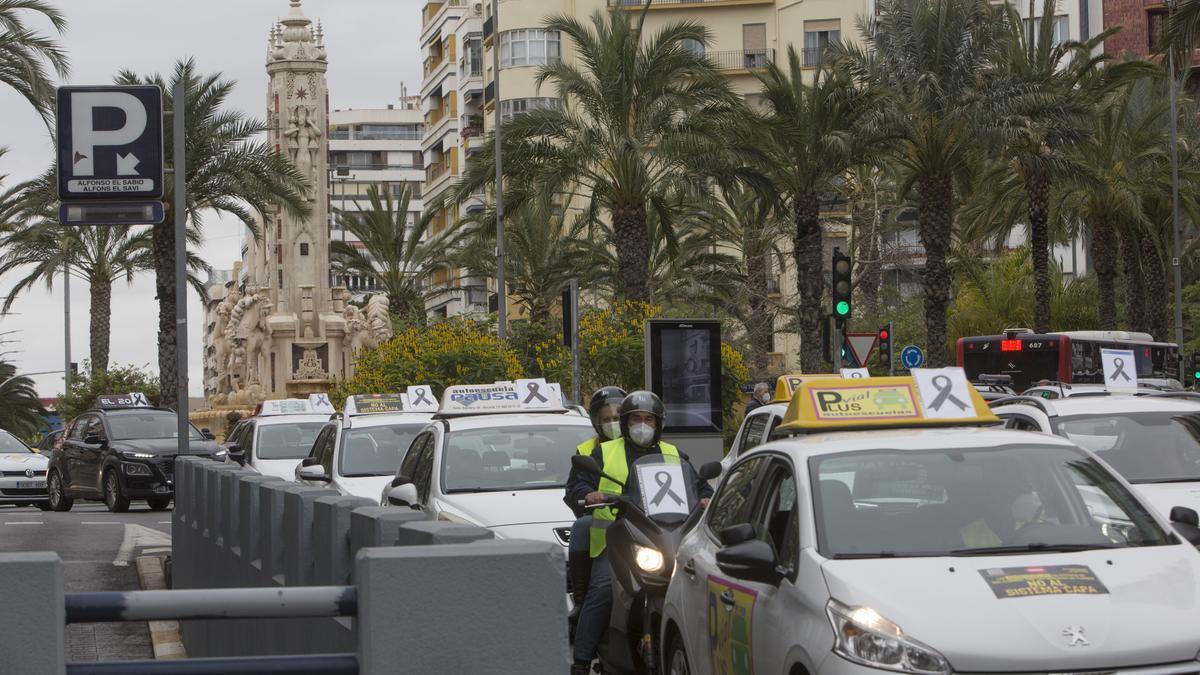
left=135, top=555, right=187, bottom=660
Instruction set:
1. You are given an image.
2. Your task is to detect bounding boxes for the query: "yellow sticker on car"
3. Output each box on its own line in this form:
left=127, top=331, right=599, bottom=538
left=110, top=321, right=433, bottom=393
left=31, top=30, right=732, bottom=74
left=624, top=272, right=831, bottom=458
left=708, top=576, right=755, bottom=675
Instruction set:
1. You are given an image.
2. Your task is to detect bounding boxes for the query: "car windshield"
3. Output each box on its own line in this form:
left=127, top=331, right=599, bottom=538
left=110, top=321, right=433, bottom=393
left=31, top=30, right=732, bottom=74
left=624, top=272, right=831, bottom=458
left=338, top=423, right=425, bottom=477
left=107, top=411, right=203, bottom=441
left=255, top=422, right=325, bottom=460
left=442, top=424, right=593, bottom=493
left=1052, top=411, right=1200, bottom=483
left=0, top=432, right=31, bottom=453
left=811, top=444, right=1172, bottom=559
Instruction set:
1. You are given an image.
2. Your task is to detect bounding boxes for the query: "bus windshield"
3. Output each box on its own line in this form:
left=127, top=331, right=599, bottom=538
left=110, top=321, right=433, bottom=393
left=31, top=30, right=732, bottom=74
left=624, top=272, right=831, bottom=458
left=960, top=339, right=1061, bottom=392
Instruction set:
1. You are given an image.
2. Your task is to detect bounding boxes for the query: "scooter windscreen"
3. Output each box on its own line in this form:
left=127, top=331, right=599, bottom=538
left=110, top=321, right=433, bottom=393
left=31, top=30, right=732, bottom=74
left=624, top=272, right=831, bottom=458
left=623, top=453, right=698, bottom=525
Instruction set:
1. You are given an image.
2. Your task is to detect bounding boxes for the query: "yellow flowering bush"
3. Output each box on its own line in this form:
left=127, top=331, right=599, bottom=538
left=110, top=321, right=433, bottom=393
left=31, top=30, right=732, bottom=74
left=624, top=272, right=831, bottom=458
left=578, top=301, right=663, bottom=393
left=332, top=318, right=523, bottom=403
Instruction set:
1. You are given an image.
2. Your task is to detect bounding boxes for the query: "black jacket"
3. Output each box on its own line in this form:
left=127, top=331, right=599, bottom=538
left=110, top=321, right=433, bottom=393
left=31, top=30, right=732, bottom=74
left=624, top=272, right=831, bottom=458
left=565, top=440, right=714, bottom=510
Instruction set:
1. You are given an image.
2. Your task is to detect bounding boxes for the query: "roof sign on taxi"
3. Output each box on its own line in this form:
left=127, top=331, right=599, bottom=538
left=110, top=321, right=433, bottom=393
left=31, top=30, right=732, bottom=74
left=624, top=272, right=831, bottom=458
left=772, top=373, right=839, bottom=403
left=257, top=398, right=313, bottom=416
left=777, top=374, right=998, bottom=432
left=439, top=381, right=566, bottom=414
left=344, top=394, right=408, bottom=416
left=406, top=385, right=438, bottom=412
left=96, top=392, right=151, bottom=409
left=841, top=368, right=871, bottom=379
left=307, top=393, right=335, bottom=414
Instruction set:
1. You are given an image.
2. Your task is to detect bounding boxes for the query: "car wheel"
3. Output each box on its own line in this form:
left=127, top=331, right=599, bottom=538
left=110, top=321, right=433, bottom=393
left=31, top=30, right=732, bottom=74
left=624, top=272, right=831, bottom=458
left=667, top=632, right=690, bottom=675
left=103, top=471, right=130, bottom=513
left=48, top=471, right=73, bottom=512
left=36, top=503, right=52, bottom=511
left=147, top=497, right=171, bottom=511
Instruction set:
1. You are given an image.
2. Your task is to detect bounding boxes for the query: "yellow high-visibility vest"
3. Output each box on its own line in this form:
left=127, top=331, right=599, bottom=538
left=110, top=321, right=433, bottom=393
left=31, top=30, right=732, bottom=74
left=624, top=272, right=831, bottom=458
left=589, top=438, right=679, bottom=558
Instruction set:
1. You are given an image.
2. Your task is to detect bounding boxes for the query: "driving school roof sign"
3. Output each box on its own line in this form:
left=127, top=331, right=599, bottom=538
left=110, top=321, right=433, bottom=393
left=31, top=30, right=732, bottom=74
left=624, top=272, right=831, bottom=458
left=439, top=381, right=565, bottom=414
left=56, top=85, right=164, bottom=200
left=777, top=375, right=998, bottom=432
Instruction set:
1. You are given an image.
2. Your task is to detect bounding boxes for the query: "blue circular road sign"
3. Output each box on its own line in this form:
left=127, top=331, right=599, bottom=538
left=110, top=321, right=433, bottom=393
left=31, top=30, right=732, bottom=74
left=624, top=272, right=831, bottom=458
left=900, top=345, right=925, bottom=369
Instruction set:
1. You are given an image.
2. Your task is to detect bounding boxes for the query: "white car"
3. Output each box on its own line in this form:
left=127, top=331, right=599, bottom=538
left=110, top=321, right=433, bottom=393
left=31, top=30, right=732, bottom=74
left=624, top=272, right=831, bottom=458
left=226, top=398, right=332, bottom=481
left=381, top=381, right=593, bottom=547
left=297, top=394, right=434, bottom=501
left=0, top=430, right=50, bottom=509
left=663, top=375, right=1200, bottom=675
left=993, top=391, right=1200, bottom=519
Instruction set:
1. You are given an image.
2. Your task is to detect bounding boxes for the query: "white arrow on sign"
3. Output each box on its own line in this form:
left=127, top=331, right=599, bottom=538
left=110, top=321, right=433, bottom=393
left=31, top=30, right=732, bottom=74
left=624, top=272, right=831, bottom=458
left=116, top=152, right=141, bottom=176
left=70, top=91, right=148, bottom=177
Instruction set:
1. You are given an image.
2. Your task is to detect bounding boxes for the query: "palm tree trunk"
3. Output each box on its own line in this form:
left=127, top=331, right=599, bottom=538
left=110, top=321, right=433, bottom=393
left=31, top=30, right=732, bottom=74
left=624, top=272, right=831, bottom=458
left=1024, top=170, right=1052, bottom=334
left=612, top=201, right=651, bottom=303
left=388, top=292, right=409, bottom=319
left=1119, top=231, right=1146, bottom=332
left=1142, top=235, right=1170, bottom=340
left=1089, top=215, right=1119, bottom=330
left=793, top=191, right=824, bottom=373
left=89, top=278, right=113, bottom=373
left=918, top=176, right=953, bottom=367
left=744, top=246, right=774, bottom=379
left=153, top=220, right=179, bottom=410
left=853, top=197, right=882, bottom=321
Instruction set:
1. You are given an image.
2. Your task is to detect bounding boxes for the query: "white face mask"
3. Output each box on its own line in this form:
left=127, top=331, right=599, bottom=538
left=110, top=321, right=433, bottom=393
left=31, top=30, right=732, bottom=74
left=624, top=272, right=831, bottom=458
left=601, top=421, right=621, bottom=440
left=629, top=422, right=656, bottom=447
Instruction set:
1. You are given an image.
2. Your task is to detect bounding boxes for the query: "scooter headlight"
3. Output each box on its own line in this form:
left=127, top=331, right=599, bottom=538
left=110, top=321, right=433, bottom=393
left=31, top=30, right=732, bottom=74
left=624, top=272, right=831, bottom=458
left=633, top=545, right=665, bottom=573
left=826, top=599, right=949, bottom=674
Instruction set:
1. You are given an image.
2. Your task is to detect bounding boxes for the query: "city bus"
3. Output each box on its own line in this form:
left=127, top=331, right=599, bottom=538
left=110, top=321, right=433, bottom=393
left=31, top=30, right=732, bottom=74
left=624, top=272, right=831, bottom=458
left=956, top=329, right=1180, bottom=392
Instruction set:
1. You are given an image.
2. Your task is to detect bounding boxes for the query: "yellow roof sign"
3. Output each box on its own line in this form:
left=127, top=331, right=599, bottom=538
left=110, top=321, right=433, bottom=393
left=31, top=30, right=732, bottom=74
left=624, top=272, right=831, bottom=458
left=777, top=374, right=999, bottom=433
left=772, top=373, right=840, bottom=403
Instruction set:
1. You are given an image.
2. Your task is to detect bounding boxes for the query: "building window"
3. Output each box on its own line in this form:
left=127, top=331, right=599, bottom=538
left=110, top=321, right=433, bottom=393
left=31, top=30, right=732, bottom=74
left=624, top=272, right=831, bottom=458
left=463, top=35, right=483, bottom=76
left=1148, top=9, right=1168, bottom=53
left=499, top=97, right=558, bottom=122
left=278, top=269, right=284, bottom=289
left=682, top=38, right=705, bottom=57
left=299, top=243, right=309, bottom=256
left=803, top=20, right=841, bottom=67
left=499, top=29, right=561, bottom=69
left=1023, top=15, right=1070, bottom=46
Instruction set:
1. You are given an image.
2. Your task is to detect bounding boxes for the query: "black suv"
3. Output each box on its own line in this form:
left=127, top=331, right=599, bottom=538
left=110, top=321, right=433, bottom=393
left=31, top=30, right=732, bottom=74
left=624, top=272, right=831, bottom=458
left=47, top=395, right=225, bottom=512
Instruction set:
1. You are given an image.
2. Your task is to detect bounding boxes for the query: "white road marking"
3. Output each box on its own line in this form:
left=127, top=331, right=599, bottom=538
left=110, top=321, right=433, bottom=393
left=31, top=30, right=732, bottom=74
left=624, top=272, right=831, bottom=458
left=157, top=521, right=171, bottom=524
left=81, top=521, right=121, bottom=525
left=113, top=524, right=172, bottom=567
left=5, top=521, right=43, bottom=525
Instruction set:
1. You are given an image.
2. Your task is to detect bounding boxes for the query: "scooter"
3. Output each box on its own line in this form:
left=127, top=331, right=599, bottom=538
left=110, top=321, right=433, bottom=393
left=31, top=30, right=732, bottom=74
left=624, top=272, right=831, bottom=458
left=570, top=453, right=720, bottom=674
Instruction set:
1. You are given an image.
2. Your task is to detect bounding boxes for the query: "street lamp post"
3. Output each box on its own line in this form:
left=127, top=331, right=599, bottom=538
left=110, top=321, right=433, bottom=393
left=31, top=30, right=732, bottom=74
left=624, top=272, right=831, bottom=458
left=492, top=0, right=507, bottom=340
left=1167, top=0, right=1185, bottom=355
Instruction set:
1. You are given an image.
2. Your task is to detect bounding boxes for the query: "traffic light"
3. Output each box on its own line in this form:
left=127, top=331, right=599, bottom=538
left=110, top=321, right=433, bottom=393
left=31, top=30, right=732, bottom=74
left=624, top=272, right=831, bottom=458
left=878, top=322, right=893, bottom=374
left=1192, top=352, right=1200, bottom=387
left=831, top=247, right=852, bottom=320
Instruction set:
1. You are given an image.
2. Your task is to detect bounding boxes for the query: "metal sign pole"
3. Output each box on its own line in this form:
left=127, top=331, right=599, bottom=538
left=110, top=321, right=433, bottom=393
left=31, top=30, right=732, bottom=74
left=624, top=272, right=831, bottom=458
left=63, top=259, right=71, bottom=392
left=492, top=0, right=507, bottom=340
left=173, top=81, right=188, bottom=458
left=570, top=278, right=580, bottom=405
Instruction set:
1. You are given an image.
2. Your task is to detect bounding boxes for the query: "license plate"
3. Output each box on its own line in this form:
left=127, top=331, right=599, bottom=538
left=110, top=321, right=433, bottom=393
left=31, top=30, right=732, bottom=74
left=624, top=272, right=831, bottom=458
left=16, top=481, right=46, bottom=489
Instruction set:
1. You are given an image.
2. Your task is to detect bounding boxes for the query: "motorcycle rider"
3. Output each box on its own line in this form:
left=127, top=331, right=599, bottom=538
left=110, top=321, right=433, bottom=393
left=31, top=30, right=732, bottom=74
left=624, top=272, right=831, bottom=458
left=565, top=387, right=627, bottom=613
left=565, top=390, right=713, bottom=674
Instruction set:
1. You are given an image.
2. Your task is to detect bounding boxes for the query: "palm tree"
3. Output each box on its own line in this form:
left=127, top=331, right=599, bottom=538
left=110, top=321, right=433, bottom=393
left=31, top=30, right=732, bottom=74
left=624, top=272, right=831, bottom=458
left=0, top=0, right=69, bottom=121
left=332, top=184, right=449, bottom=323
left=457, top=8, right=740, bottom=303
left=976, top=0, right=1142, bottom=334
left=835, top=0, right=1002, bottom=366
left=452, top=198, right=590, bottom=325
left=0, top=360, right=44, bottom=438
left=115, top=59, right=309, bottom=409
left=751, top=47, right=879, bottom=372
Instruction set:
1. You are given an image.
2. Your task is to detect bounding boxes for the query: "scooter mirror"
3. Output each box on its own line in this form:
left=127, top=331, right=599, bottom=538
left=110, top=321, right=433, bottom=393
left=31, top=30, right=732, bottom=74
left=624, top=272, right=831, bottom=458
left=571, top=454, right=602, bottom=475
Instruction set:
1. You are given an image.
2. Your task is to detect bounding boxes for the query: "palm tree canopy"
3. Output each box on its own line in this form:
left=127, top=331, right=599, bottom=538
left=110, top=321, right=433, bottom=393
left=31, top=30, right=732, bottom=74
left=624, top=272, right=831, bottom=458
left=0, top=360, right=45, bottom=438
left=0, top=0, right=69, bottom=122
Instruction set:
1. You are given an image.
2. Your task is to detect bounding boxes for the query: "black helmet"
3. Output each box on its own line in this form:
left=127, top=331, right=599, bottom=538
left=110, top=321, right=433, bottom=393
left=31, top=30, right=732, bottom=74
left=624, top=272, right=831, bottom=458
left=587, top=386, right=627, bottom=436
left=619, top=390, right=665, bottom=448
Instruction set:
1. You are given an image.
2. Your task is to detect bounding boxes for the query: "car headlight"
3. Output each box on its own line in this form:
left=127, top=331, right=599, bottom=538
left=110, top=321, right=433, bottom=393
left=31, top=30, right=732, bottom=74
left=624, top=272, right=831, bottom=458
left=633, top=545, right=665, bottom=573
left=120, top=451, right=155, bottom=459
left=827, top=599, right=950, bottom=674
left=212, top=449, right=228, bottom=461
left=122, top=462, right=153, bottom=476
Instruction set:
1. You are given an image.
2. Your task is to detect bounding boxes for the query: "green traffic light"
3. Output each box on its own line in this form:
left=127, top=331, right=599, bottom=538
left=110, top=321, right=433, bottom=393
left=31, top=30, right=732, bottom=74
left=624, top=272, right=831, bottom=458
left=1194, top=370, right=1200, bottom=379
left=835, top=301, right=850, bottom=316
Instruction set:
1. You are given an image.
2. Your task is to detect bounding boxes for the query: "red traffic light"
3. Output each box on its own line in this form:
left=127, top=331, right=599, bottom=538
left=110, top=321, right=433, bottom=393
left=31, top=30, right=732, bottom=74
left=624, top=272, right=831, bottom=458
left=879, top=329, right=889, bottom=341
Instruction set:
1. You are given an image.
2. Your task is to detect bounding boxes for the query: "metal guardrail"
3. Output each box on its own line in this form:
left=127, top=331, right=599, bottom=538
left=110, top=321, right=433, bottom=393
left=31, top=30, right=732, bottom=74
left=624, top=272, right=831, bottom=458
left=64, top=587, right=358, bottom=674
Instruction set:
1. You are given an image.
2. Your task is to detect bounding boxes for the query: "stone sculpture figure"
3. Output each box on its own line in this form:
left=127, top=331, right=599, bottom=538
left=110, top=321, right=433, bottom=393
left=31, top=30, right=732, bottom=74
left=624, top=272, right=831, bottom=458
left=365, top=294, right=393, bottom=345
left=344, top=304, right=372, bottom=355
left=225, top=288, right=273, bottom=389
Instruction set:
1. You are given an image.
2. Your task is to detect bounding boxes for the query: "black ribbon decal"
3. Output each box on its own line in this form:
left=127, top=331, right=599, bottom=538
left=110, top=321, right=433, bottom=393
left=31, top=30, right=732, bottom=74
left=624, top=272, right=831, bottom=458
left=312, top=394, right=330, bottom=407
left=651, top=471, right=684, bottom=507
left=411, top=387, right=433, bottom=406
left=1111, top=358, right=1132, bottom=382
left=524, top=382, right=549, bottom=404
left=131, top=392, right=148, bottom=406
left=929, top=375, right=968, bottom=412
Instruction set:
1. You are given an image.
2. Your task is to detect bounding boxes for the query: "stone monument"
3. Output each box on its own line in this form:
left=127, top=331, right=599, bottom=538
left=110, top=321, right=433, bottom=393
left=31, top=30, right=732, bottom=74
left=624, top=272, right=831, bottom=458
left=203, top=0, right=392, bottom=407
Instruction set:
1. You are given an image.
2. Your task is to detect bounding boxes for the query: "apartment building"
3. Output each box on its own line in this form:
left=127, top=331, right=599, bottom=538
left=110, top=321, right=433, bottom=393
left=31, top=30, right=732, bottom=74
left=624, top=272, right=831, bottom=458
left=328, top=100, right=426, bottom=296
left=420, top=0, right=491, bottom=320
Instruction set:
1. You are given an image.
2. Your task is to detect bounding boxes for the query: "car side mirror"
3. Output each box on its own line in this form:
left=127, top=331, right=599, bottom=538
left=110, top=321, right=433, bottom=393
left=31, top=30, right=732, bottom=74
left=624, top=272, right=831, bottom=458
left=201, top=428, right=216, bottom=440
left=391, top=474, right=413, bottom=488
left=698, top=461, right=722, bottom=481
left=1170, top=506, right=1200, bottom=546
left=719, top=523, right=756, bottom=547
left=715, top=538, right=783, bottom=586
left=297, top=465, right=329, bottom=482
left=226, top=445, right=245, bottom=465
left=301, top=456, right=320, bottom=467
left=387, top=483, right=420, bottom=509
left=84, top=434, right=106, bottom=447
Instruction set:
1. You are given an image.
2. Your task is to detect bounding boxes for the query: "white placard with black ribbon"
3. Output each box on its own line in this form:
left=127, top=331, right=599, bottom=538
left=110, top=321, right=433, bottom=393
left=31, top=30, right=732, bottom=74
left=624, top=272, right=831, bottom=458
left=841, top=368, right=871, bottom=379
left=1101, top=348, right=1138, bottom=393
left=636, top=463, right=689, bottom=518
left=516, top=378, right=555, bottom=409
left=307, top=393, right=335, bottom=414
left=406, top=384, right=438, bottom=412
left=912, top=367, right=975, bottom=420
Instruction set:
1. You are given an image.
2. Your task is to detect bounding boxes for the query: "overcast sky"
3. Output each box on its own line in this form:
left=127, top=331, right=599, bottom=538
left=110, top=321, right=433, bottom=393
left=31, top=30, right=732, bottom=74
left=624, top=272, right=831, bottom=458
left=0, top=0, right=423, bottom=398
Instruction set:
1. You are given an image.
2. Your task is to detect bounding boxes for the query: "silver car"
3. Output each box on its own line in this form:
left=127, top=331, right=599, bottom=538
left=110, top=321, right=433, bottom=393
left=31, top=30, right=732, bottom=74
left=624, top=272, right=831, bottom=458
left=0, top=430, right=50, bottom=509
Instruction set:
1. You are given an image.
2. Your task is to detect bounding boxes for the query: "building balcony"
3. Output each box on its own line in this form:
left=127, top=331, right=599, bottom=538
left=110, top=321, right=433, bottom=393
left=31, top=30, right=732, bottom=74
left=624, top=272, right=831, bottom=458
left=484, top=80, right=495, bottom=104
left=483, top=16, right=494, bottom=42
left=426, top=161, right=449, bottom=184
left=709, top=49, right=773, bottom=72
left=426, top=106, right=446, bottom=127
left=608, top=0, right=772, bottom=8
left=422, top=0, right=466, bottom=27
left=460, top=114, right=484, bottom=138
